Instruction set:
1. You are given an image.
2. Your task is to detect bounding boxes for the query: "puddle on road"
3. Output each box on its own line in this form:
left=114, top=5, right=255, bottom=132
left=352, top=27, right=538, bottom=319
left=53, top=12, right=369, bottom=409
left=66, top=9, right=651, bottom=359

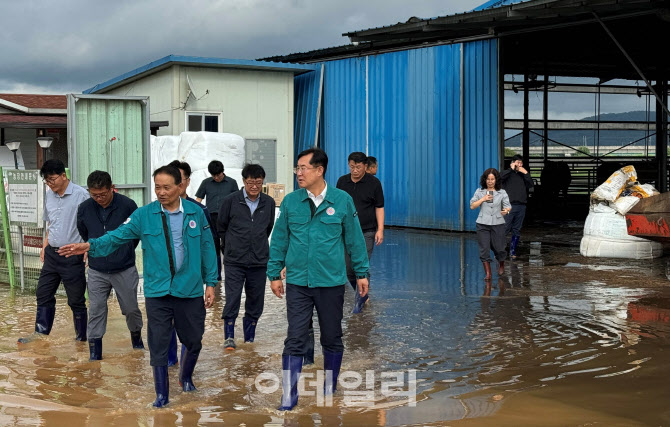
left=1, top=228, right=669, bottom=426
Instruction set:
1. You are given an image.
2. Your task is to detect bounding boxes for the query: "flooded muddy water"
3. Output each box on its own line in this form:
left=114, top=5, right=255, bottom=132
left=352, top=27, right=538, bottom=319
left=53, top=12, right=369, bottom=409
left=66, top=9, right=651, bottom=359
left=1, top=225, right=670, bottom=426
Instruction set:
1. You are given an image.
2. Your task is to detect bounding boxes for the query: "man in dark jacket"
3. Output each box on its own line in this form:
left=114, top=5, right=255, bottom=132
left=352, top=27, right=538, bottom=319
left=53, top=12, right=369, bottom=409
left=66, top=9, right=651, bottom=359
left=76, top=171, right=143, bottom=360
left=500, top=154, right=534, bottom=258
left=217, top=164, right=276, bottom=350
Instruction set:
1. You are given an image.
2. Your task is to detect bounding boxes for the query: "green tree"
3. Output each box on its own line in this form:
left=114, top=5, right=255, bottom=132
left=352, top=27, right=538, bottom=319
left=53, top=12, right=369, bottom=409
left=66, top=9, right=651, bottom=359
left=504, top=148, right=517, bottom=157
left=575, top=146, right=591, bottom=157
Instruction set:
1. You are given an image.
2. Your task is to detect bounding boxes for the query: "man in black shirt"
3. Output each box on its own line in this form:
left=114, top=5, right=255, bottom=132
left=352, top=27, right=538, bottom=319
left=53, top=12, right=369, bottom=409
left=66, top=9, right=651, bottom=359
left=76, top=171, right=143, bottom=360
left=336, top=152, right=384, bottom=314
left=500, top=154, right=534, bottom=258
left=195, top=160, right=238, bottom=280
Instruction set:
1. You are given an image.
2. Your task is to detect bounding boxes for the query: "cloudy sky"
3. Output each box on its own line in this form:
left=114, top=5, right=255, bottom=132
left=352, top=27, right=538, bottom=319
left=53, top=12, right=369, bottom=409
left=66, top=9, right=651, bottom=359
left=1, top=0, right=484, bottom=94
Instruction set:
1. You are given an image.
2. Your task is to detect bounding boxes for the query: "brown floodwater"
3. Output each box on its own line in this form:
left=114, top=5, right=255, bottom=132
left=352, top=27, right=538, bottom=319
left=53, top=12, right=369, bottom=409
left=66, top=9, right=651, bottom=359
left=1, top=225, right=670, bottom=426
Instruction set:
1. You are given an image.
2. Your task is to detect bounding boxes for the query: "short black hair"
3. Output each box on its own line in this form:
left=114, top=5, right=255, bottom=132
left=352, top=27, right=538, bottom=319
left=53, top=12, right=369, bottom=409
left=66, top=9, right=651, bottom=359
left=168, top=160, right=192, bottom=178
left=348, top=152, right=367, bottom=164
left=208, top=160, right=224, bottom=175
left=242, top=163, right=266, bottom=180
left=480, top=168, right=501, bottom=191
left=87, top=170, right=112, bottom=190
left=367, top=156, right=377, bottom=166
left=40, top=159, right=66, bottom=178
left=153, top=165, right=182, bottom=185
left=297, top=147, right=328, bottom=175
left=511, top=154, right=524, bottom=162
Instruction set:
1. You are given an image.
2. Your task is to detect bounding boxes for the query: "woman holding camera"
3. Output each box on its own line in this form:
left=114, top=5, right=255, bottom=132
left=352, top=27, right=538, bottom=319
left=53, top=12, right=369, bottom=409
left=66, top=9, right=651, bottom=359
left=470, top=168, right=511, bottom=280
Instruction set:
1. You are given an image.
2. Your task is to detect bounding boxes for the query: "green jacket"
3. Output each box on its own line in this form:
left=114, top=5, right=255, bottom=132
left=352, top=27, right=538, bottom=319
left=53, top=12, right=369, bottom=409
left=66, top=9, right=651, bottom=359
left=89, top=200, right=218, bottom=298
left=267, top=186, right=369, bottom=287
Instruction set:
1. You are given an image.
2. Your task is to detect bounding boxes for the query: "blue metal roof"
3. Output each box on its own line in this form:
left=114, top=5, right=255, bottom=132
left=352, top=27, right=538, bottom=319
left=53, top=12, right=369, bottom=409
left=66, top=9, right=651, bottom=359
left=83, top=55, right=318, bottom=94
left=472, top=0, right=527, bottom=11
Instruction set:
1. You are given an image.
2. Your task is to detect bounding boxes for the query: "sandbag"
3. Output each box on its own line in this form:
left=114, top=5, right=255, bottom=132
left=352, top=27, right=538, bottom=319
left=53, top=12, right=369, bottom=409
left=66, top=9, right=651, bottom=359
left=583, top=211, right=646, bottom=242
left=580, top=235, right=663, bottom=259
left=611, top=196, right=640, bottom=216
left=591, top=165, right=637, bottom=202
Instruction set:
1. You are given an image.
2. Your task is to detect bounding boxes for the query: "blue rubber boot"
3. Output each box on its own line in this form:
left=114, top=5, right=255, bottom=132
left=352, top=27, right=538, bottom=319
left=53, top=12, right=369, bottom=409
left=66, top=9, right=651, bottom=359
left=152, top=366, right=169, bottom=408
left=352, top=285, right=369, bottom=314
left=130, top=330, right=144, bottom=349
left=73, top=309, right=87, bottom=342
left=167, top=328, right=178, bottom=367
left=323, top=350, right=343, bottom=395
left=224, top=319, right=236, bottom=350
left=278, top=355, right=303, bottom=411
left=179, top=347, right=199, bottom=392
left=88, top=338, right=103, bottom=361
left=243, top=317, right=256, bottom=343
left=510, top=235, right=520, bottom=259
left=18, top=305, right=55, bottom=343
left=303, top=327, right=315, bottom=365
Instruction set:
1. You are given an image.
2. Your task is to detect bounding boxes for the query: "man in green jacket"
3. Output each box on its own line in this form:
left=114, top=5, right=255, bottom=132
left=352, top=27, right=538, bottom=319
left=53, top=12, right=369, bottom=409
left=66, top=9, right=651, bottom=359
left=59, top=165, right=217, bottom=408
left=268, top=147, right=370, bottom=411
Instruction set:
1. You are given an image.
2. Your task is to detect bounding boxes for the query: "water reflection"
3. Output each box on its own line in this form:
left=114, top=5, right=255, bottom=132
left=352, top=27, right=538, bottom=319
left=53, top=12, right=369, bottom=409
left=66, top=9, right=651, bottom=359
left=0, top=229, right=669, bottom=425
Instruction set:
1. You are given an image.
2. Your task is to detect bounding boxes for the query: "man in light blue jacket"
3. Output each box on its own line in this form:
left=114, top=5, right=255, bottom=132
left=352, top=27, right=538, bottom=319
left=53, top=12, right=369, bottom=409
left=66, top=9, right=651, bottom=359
left=60, top=165, right=217, bottom=408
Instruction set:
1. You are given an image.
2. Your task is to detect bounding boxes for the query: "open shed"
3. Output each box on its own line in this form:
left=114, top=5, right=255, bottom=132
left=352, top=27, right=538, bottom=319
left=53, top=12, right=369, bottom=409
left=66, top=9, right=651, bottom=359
left=265, top=0, right=670, bottom=230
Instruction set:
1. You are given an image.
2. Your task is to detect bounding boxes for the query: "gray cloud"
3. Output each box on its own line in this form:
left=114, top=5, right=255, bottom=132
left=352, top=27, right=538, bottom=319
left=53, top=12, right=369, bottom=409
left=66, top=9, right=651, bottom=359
left=1, top=0, right=482, bottom=94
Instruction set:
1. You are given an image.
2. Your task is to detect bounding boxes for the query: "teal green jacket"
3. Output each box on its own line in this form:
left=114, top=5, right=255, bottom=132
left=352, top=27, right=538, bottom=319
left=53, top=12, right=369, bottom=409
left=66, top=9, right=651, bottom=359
left=89, top=200, right=218, bottom=298
left=267, top=186, right=369, bottom=287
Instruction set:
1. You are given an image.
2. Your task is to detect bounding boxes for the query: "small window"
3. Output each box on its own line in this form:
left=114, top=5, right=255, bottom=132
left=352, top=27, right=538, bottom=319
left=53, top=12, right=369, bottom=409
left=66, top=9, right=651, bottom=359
left=186, top=113, right=220, bottom=132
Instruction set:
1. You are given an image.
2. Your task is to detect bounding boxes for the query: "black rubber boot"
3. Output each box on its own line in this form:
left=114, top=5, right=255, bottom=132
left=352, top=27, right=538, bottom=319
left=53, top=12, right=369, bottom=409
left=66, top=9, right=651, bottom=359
left=243, top=317, right=257, bottom=343
left=18, top=305, right=55, bottom=343
left=152, top=366, right=169, bottom=408
left=179, top=347, right=199, bottom=392
left=130, top=330, right=144, bottom=349
left=89, top=338, right=102, bottom=361
left=73, top=309, right=87, bottom=342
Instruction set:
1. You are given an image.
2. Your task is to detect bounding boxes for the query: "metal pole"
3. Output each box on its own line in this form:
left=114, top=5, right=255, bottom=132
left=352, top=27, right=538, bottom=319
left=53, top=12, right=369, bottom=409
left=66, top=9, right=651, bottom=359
left=656, top=81, right=668, bottom=192
left=18, top=225, right=24, bottom=290
left=543, top=75, right=549, bottom=161
left=0, top=168, right=16, bottom=288
left=12, top=152, right=18, bottom=170
left=522, top=74, right=530, bottom=164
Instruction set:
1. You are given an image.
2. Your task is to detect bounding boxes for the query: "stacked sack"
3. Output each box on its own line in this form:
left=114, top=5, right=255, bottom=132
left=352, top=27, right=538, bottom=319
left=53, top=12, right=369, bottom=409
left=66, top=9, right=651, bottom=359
left=150, top=132, right=245, bottom=202
left=580, top=165, right=662, bottom=259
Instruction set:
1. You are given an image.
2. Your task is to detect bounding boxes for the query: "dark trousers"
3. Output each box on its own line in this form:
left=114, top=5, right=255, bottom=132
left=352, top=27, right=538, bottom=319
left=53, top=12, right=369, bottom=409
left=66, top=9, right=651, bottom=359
left=476, top=223, right=507, bottom=263
left=222, top=264, right=267, bottom=322
left=284, top=284, right=345, bottom=355
left=344, top=231, right=375, bottom=285
left=504, top=204, right=527, bottom=238
left=210, top=212, right=223, bottom=279
left=36, top=245, right=87, bottom=311
left=145, top=295, right=205, bottom=366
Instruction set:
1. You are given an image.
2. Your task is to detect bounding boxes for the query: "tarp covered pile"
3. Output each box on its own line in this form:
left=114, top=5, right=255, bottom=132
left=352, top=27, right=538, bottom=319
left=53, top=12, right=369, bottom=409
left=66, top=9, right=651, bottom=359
left=150, top=132, right=245, bottom=202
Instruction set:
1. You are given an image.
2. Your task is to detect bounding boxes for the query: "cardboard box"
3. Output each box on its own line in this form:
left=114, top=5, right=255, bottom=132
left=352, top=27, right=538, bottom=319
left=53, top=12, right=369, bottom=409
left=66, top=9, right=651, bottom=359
left=264, top=183, right=285, bottom=205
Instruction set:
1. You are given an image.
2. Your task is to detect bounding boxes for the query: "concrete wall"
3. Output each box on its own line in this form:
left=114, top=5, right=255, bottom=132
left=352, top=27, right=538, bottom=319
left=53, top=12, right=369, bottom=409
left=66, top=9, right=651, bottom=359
left=103, top=65, right=295, bottom=190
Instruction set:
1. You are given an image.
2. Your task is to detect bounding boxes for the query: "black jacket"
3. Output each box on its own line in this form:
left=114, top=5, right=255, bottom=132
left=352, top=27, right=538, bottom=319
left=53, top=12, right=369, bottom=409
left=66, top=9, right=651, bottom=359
left=77, top=192, right=139, bottom=274
left=500, top=168, right=534, bottom=204
left=217, top=190, right=276, bottom=267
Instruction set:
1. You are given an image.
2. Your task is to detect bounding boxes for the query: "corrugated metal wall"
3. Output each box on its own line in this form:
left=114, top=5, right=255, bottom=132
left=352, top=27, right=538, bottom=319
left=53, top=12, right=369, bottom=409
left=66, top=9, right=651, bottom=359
left=68, top=96, right=150, bottom=206
left=306, top=40, right=499, bottom=231
left=463, top=40, right=500, bottom=230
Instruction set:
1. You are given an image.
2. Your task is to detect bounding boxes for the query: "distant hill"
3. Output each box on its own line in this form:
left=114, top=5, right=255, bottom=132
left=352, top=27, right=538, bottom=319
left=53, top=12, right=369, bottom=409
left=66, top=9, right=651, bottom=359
left=506, top=110, right=661, bottom=147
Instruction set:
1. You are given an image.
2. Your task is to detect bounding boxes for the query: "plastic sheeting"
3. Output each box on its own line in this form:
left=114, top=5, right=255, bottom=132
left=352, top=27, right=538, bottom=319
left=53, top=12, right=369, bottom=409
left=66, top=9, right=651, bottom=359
left=150, top=132, right=245, bottom=202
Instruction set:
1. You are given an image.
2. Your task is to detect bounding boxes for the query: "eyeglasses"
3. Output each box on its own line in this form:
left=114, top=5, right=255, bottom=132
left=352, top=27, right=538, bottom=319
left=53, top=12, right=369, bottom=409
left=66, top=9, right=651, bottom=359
left=293, top=166, right=318, bottom=175
left=244, top=180, right=264, bottom=188
left=89, top=189, right=112, bottom=200
left=42, top=175, right=62, bottom=185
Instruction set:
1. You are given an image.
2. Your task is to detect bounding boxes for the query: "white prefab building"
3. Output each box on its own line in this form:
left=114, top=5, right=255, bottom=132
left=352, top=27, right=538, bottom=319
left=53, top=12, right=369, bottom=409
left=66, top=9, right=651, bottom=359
left=84, top=55, right=316, bottom=190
